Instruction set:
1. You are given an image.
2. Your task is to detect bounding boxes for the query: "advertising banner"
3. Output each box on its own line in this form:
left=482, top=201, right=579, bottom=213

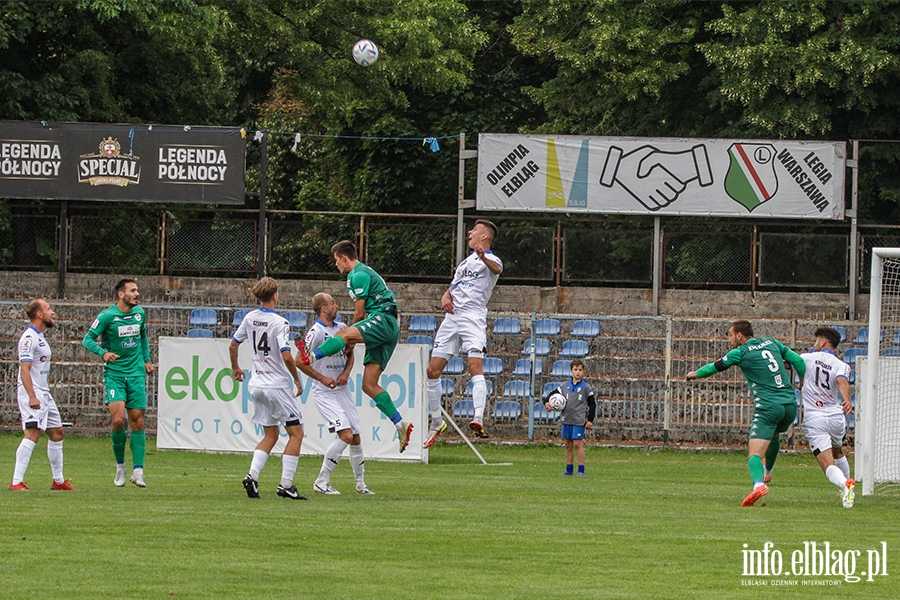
left=477, top=134, right=845, bottom=220
left=157, top=338, right=429, bottom=462
left=0, top=121, right=245, bottom=204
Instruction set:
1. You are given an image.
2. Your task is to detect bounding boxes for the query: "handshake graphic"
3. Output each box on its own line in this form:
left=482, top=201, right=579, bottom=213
left=600, top=144, right=713, bottom=211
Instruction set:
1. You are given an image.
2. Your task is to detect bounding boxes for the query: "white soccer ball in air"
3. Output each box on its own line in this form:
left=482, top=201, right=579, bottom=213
left=547, top=392, right=566, bottom=411
left=352, top=39, right=379, bottom=67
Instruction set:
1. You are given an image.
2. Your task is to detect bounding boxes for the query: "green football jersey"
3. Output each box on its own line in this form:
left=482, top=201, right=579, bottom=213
left=346, top=262, right=397, bottom=316
left=714, top=337, right=805, bottom=406
left=82, top=304, right=151, bottom=377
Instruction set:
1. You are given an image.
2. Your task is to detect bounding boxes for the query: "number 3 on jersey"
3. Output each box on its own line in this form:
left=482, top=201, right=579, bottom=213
left=761, top=349, right=784, bottom=387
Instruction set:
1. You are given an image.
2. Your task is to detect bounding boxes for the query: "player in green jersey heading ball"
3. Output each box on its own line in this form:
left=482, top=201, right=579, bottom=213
left=82, top=279, right=154, bottom=487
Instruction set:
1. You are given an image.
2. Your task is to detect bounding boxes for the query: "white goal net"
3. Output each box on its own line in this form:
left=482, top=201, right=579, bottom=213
left=858, top=248, right=900, bottom=495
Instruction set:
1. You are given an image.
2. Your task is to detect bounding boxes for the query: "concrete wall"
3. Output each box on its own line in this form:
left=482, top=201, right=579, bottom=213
left=0, top=271, right=862, bottom=319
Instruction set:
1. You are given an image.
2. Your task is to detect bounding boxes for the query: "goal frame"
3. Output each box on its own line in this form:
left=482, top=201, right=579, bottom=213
left=859, top=247, right=900, bottom=495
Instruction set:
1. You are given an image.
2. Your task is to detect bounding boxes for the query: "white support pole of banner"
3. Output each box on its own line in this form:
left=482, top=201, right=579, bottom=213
left=440, top=407, right=512, bottom=466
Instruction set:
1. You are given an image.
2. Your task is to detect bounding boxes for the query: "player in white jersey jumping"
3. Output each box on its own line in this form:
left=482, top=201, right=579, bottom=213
left=295, top=292, right=373, bottom=495
left=424, top=219, right=502, bottom=446
left=230, top=277, right=306, bottom=500
left=10, top=298, right=74, bottom=491
left=792, top=327, right=855, bottom=507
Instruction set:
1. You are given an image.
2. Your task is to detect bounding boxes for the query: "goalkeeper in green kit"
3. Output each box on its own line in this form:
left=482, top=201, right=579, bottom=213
left=83, top=279, right=154, bottom=487
left=686, top=320, right=805, bottom=507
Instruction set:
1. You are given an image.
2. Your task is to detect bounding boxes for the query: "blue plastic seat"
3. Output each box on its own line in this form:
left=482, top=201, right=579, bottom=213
left=842, top=347, right=863, bottom=367
left=834, top=326, right=847, bottom=344
left=464, top=380, right=494, bottom=397
left=493, top=317, right=522, bottom=335
left=502, top=380, right=531, bottom=399
left=571, top=319, right=601, bottom=337
left=409, top=315, right=437, bottom=333
left=533, top=318, right=561, bottom=336
left=407, top=335, right=434, bottom=349
left=483, top=357, right=504, bottom=376
left=443, top=356, right=465, bottom=375
left=453, top=400, right=475, bottom=419
left=440, top=378, right=455, bottom=397
left=542, top=382, right=565, bottom=398
left=559, top=339, right=589, bottom=358
left=187, top=328, right=214, bottom=338
left=513, top=358, right=542, bottom=377
left=533, top=401, right=561, bottom=421
left=848, top=393, right=855, bottom=429
left=492, top=400, right=522, bottom=420
left=550, top=360, right=571, bottom=377
left=522, top=338, right=551, bottom=356
left=883, top=347, right=900, bottom=357
left=189, top=308, right=217, bottom=328
left=231, top=309, right=249, bottom=328
left=854, top=327, right=883, bottom=346
left=284, top=311, right=307, bottom=331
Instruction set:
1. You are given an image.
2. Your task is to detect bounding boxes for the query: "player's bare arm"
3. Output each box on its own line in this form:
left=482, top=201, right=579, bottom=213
left=295, top=357, right=337, bottom=389
left=441, top=288, right=454, bottom=314
left=352, top=298, right=366, bottom=324
left=838, top=377, right=853, bottom=414
left=145, top=362, right=154, bottom=375
left=281, top=348, right=303, bottom=396
left=229, top=340, right=245, bottom=381
left=103, top=351, right=119, bottom=363
left=336, top=351, right=354, bottom=386
left=685, top=371, right=697, bottom=380
left=19, top=361, right=40, bottom=409
left=475, top=245, right=503, bottom=275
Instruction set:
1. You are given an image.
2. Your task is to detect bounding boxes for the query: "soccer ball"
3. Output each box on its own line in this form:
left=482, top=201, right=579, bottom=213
left=352, top=39, right=379, bottom=67
left=547, top=392, right=566, bottom=411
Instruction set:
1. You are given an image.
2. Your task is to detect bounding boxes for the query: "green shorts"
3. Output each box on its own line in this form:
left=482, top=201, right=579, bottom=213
left=748, top=401, right=797, bottom=440
left=104, top=374, right=148, bottom=410
left=355, top=312, right=400, bottom=371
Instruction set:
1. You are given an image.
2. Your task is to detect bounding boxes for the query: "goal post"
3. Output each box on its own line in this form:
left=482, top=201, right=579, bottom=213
left=859, top=247, right=900, bottom=495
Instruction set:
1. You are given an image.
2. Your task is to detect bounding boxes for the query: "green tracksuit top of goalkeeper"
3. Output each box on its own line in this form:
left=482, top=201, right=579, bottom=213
left=83, top=304, right=151, bottom=377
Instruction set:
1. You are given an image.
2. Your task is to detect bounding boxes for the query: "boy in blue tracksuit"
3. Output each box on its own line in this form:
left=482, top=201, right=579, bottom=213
left=543, top=359, right=596, bottom=476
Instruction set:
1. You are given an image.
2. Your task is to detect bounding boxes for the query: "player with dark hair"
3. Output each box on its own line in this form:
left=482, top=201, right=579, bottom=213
left=83, top=278, right=153, bottom=487
left=686, top=319, right=806, bottom=506
left=10, top=298, right=75, bottom=491
left=231, top=277, right=306, bottom=500
left=423, top=219, right=502, bottom=445
left=793, top=326, right=856, bottom=507
left=296, top=241, right=413, bottom=453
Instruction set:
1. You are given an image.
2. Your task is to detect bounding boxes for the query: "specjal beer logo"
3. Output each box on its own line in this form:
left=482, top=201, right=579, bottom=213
left=79, top=137, right=141, bottom=187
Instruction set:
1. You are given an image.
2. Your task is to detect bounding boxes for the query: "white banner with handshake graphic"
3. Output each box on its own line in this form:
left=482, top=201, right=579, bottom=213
left=477, top=133, right=845, bottom=220
left=157, top=337, right=429, bottom=462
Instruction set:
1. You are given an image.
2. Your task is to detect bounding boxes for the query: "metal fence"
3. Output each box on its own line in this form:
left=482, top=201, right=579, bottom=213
left=3, top=201, right=900, bottom=292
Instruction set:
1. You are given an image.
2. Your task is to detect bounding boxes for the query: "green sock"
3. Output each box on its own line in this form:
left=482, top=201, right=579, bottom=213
left=764, top=435, right=780, bottom=471
left=748, top=455, right=765, bottom=484
left=317, top=335, right=346, bottom=358
left=372, top=391, right=399, bottom=421
left=131, top=430, right=146, bottom=469
left=111, top=428, right=127, bottom=464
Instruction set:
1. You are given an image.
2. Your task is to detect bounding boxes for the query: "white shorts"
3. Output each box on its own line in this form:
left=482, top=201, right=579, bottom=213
left=250, top=387, right=303, bottom=428
left=801, top=412, right=846, bottom=455
left=313, top=385, right=362, bottom=435
left=17, top=387, right=62, bottom=430
left=432, top=311, right=487, bottom=360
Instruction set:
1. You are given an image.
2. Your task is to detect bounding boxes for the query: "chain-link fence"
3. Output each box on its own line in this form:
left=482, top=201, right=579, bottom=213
left=4, top=200, right=900, bottom=291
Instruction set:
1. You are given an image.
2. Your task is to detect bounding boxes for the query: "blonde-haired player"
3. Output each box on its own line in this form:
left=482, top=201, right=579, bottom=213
left=231, top=277, right=306, bottom=500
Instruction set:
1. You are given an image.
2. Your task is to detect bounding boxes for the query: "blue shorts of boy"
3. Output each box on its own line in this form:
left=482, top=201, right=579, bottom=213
left=561, top=424, right=585, bottom=440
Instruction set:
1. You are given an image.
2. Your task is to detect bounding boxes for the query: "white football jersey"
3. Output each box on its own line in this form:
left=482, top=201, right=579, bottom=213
left=448, top=251, right=502, bottom=315
left=800, top=349, right=851, bottom=417
left=232, top=308, right=292, bottom=389
left=18, top=325, right=51, bottom=392
left=305, top=319, right=350, bottom=393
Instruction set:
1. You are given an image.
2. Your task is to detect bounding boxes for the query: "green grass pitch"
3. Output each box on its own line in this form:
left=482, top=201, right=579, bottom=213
left=0, top=433, right=897, bottom=599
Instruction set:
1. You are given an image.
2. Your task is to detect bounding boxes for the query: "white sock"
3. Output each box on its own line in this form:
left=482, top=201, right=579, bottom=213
left=249, top=449, right=269, bottom=480
left=47, top=439, right=64, bottom=482
left=826, top=464, right=847, bottom=488
left=427, top=378, right=443, bottom=427
left=349, top=443, right=366, bottom=487
left=12, top=438, right=36, bottom=484
left=471, top=374, right=487, bottom=422
left=319, top=438, right=348, bottom=483
left=834, top=456, right=851, bottom=479
left=281, top=454, right=299, bottom=488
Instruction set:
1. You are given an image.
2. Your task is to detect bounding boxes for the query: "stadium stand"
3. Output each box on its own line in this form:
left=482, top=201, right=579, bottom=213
left=189, top=308, right=217, bottom=328
left=550, top=360, right=571, bottom=377
left=440, top=378, right=454, bottom=397
left=502, top=379, right=531, bottom=399
left=231, top=309, right=249, bottom=328
left=492, top=400, right=522, bottom=420
left=571, top=319, right=601, bottom=337
left=512, top=358, right=542, bottom=376
left=532, top=401, right=560, bottom=422
left=284, top=311, right=308, bottom=331
left=453, top=400, right=475, bottom=419
left=559, top=339, right=589, bottom=358
left=483, top=357, right=504, bottom=376
left=407, top=335, right=434, bottom=349
left=522, top=338, right=551, bottom=356
left=533, top=318, right=561, bottom=336
left=443, top=356, right=465, bottom=375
